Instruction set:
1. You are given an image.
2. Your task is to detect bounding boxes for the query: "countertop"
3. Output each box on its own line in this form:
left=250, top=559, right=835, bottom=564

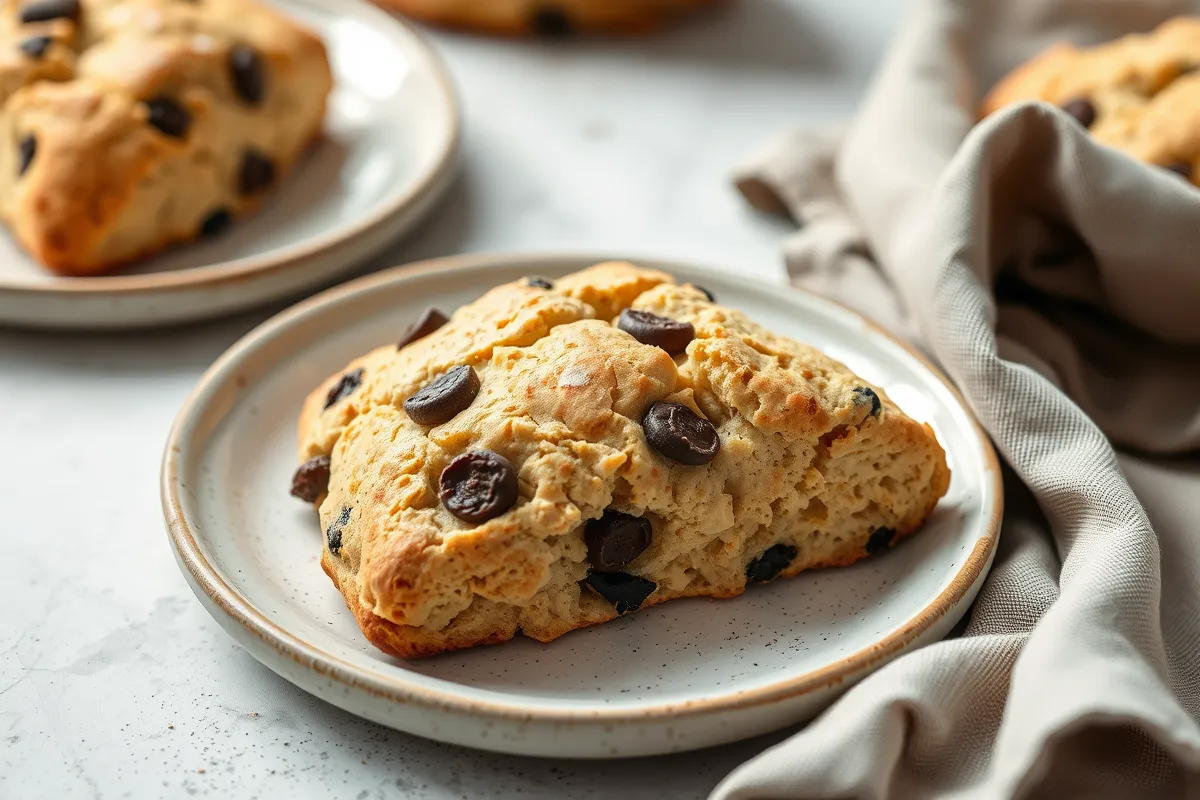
left=0, top=1, right=900, bottom=796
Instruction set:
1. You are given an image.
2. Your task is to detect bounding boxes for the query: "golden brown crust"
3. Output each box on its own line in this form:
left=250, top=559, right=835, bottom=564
left=379, top=0, right=724, bottom=37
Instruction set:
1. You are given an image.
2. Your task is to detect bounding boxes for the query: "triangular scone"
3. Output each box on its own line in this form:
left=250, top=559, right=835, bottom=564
left=295, top=262, right=950, bottom=658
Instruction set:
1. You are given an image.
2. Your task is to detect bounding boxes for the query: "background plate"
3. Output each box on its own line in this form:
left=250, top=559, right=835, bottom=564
left=0, top=0, right=459, bottom=330
left=163, top=253, right=1002, bottom=758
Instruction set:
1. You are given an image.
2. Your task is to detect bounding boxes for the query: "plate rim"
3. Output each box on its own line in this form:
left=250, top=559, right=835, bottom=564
left=161, top=251, right=1004, bottom=724
left=0, top=0, right=461, bottom=298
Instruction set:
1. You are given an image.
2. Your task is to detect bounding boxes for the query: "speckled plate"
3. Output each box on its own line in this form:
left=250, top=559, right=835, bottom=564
left=0, top=0, right=459, bottom=330
left=162, top=253, right=1002, bottom=758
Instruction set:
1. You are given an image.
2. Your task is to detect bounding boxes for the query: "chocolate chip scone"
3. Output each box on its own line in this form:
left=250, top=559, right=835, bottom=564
left=982, top=17, right=1200, bottom=182
left=0, top=0, right=332, bottom=275
left=292, top=262, right=951, bottom=658
left=380, top=0, right=722, bottom=37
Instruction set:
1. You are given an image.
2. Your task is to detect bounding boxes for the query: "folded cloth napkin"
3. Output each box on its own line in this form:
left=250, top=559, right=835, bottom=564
left=715, top=0, right=1200, bottom=797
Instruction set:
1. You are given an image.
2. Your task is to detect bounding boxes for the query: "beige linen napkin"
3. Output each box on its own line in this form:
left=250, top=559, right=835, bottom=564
left=715, top=1, right=1200, bottom=797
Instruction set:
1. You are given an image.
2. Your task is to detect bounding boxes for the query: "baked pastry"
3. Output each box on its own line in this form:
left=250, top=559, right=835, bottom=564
left=292, top=262, right=951, bottom=658
left=0, top=0, right=332, bottom=275
left=982, top=17, right=1200, bottom=182
left=380, top=0, right=723, bottom=37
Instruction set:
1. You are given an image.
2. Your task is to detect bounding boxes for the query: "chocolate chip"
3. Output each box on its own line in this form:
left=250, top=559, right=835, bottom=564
left=853, top=386, right=882, bottom=417
left=145, top=97, right=191, bottom=138
left=526, top=276, right=554, bottom=290
left=326, top=506, right=351, bottom=555
left=643, top=402, right=720, bottom=465
left=290, top=455, right=331, bottom=502
left=866, top=526, right=896, bottom=555
left=617, top=309, right=695, bottom=355
left=17, top=135, right=35, bottom=177
left=440, top=450, right=519, bottom=524
left=1163, top=161, right=1193, bottom=181
left=746, top=543, right=798, bottom=583
left=199, top=208, right=231, bottom=237
left=19, top=35, right=52, bottom=59
left=323, top=367, right=364, bottom=410
left=531, top=6, right=572, bottom=37
left=585, top=511, right=652, bottom=571
left=690, top=284, right=716, bottom=302
left=398, top=308, right=449, bottom=349
left=584, top=572, right=656, bottom=615
left=1060, top=97, right=1096, bottom=129
left=239, top=149, right=275, bottom=194
left=19, top=0, right=80, bottom=24
left=403, top=365, right=480, bottom=426
left=229, top=44, right=265, bottom=105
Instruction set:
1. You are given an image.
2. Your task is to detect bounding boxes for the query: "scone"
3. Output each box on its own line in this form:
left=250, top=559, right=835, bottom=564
left=0, top=0, right=332, bottom=275
left=380, top=0, right=723, bottom=37
left=291, top=262, right=951, bottom=658
left=982, top=17, right=1200, bottom=182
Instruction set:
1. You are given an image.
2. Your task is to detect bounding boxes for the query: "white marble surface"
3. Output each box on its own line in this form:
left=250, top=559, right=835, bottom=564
left=0, top=1, right=901, bottom=796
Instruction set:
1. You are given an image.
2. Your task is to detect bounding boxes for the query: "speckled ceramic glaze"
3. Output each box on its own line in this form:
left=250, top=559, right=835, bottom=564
left=0, top=0, right=459, bottom=330
left=163, top=253, right=1002, bottom=758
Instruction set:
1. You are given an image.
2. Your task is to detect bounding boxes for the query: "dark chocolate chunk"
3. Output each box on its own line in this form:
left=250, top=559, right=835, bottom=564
left=323, top=367, right=364, bottom=410
left=440, top=450, right=519, bottom=524
left=584, top=572, right=657, bottom=615
left=145, top=96, right=192, bottom=138
left=238, top=149, right=275, bottom=194
left=19, top=0, right=80, bottom=24
left=326, top=506, right=352, bottom=556
left=403, top=365, right=481, bottom=426
left=1163, top=161, right=1193, bottom=181
left=853, top=386, right=882, bottom=417
left=199, top=208, right=231, bottom=237
left=690, top=284, right=716, bottom=302
left=290, top=455, right=331, bottom=503
left=1060, top=97, right=1096, bottom=129
left=866, top=526, right=896, bottom=555
left=585, top=511, right=652, bottom=571
left=530, top=6, right=572, bottom=37
left=746, top=543, right=798, bottom=583
left=19, top=35, right=52, bottom=59
left=617, top=309, right=695, bottom=355
left=398, top=308, right=449, bottom=349
left=643, top=402, right=720, bottom=465
left=229, top=44, right=265, bottom=105
left=526, top=276, right=554, bottom=290
left=17, top=135, right=35, bottom=176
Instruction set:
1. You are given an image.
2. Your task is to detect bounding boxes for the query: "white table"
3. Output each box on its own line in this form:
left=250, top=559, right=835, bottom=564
left=0, top=2, right=899, bottom=796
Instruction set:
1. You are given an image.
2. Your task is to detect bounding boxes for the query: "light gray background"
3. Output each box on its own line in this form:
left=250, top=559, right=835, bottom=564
left=0, top=1, right=900, bottom=796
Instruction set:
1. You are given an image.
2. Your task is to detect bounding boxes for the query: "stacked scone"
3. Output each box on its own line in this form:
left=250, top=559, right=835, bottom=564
left=0, top=0, right=332, bottom=274
left=292, top=262, right=951, bottom=658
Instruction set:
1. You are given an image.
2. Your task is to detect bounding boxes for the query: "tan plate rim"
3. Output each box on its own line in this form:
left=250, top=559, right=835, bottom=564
left=161, top=251, right=1004, bottom=724
left=0, top=0, right=461, bottom=298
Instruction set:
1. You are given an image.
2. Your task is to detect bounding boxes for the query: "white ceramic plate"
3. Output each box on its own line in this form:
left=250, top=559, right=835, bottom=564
left=163, top=253, right=1002, bottom=758
left=0, top=0, right=459, bottom=330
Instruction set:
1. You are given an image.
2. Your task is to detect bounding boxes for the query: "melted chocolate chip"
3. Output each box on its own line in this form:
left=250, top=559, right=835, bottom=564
left=440, top=450, right=519, bottom=524
left=398, top=308, right=449, bottom=349
left=853, top=386, right=882, bottom=417
left=17, top=135, right=35, bottom=176
left=866, top=526, right=896, bottom=555
left=403, top=365, right=481, bottom=426
left=617, top=309, right=695, bottom=355
left=585, top=511, right=652, bottom=571
left=584, top=572, right=656, bottom=615
left=19, top=0, right=80, bottom=24
left=145, top=96, right=192, bottom=138
left=239, top=149, right=275, bottom=194
left=690, top=284, right=716, bottom=302
left=643, top=402, right=720, bottom=465
left=1163, top=161, right=1193, bottom=181
left=1060, top=97, right=1096, bottom=129
left=526, top=276, right=554, bottom=290
left=19, top=35, right=52, bottom=59
left=326, top=506, right=351, bottom=555
left=323, top=367, right=364, bottom=409
left=290, top=455, right=331, bottom=502
left=199, top=208, right=231, bottom=237
left=746, top=543, right=798, bottom=583
left=229, top=44, right=265, bottom=105
left=531, top=6, right=572, bottom=36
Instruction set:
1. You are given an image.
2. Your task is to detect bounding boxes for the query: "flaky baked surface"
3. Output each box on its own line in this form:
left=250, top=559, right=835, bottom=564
left=0, top=0, right=332, bottom=275
left=298, top=262, right=951, bottom=658
left=379, top=0, right=722, bottom=36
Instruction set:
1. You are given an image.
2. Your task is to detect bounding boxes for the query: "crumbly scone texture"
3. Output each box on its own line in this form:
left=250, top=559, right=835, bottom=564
left=379, top=0, right=723, bottom=36
left=0, top=0, right=331, bottom=275
left=982, top=17, right=1200, bottom=177
left=299, top=262, right=951, bottom=658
